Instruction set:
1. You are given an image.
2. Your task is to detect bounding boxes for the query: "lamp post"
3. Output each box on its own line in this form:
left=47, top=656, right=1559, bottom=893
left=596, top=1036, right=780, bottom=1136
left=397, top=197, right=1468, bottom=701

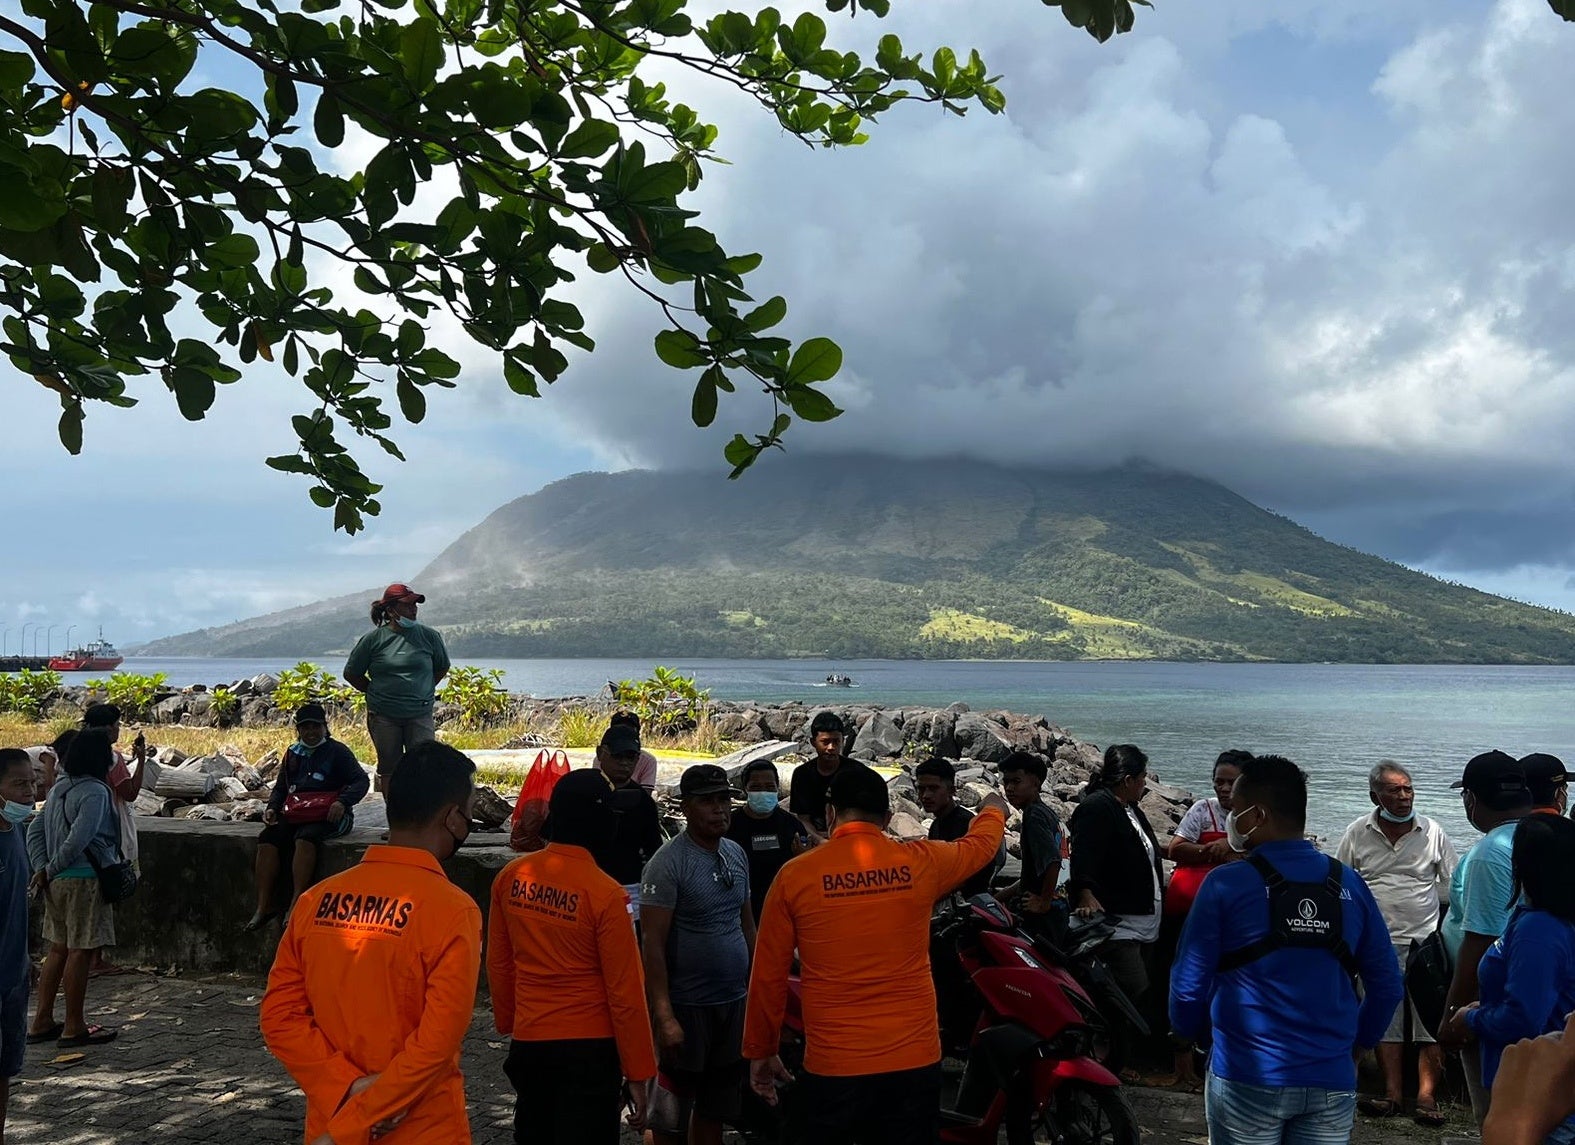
left=0, top=625, right=7, bottom=657
left=44, top=624, right=58, bottom=657
left=19, top=623, right=34, bottom=660
left=64, top=625, right=76, bottom=655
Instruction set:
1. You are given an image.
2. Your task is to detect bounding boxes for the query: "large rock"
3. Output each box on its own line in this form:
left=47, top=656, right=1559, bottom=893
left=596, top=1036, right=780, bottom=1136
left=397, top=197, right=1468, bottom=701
left=856, top=711, right=904, bottom=758
left=924, top=710, right=959, bottom=759
left=152, top=695, right=186, bottom=722
left=762, top=707, right=803, bottom=741
left=887, top=811, right=927, bottom=841
left=250, top=673, right=279, bottom=694
left=953, top=713, right=1015, bottom=763
left=712, top=709, right=768, bottom=744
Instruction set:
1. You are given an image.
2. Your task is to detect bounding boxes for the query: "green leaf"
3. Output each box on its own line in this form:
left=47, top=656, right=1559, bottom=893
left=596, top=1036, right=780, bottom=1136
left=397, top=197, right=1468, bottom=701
left=0, top=50, right=35, bottom=88
left=557, top=119, right=621, bottom=160
left=58, top=404, right=84, bottom=455
left=654, top=329, right=707, bottom=369
left=503, top=355, right=538, bottom=396
left=400, top=18, right=445, bottom=92
left=743, top=296, right=787, bottom=332
left=586, top=243, right=621, bottom=273
left=723, top=433, right=755, bottom=469
left=786, top=337, right=842, bottom=385
left=309, top=485, right=337, bottom=507
left=784, top=386, right=841, bottom=422
left=396, top=375, right=427, bottom=422
left=690, top=366, right=721, bottom=427
left=314, top=93, right=345, bottom=148
left=206, top=233, right=260, bottom=269
left=169, top=369, right=216, bottom=420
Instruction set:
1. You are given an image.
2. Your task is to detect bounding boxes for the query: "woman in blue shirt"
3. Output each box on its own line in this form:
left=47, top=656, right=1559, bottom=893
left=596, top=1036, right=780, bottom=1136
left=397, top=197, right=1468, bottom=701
left=1443, top=813, right=1575, bottom=1142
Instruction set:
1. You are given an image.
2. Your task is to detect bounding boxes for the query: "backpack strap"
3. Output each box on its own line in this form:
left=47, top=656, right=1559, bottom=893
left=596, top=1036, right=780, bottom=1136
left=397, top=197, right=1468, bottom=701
left=1216, top=854, right=1281, bottom=973
left=1325, top=856, right=1361, bottom=986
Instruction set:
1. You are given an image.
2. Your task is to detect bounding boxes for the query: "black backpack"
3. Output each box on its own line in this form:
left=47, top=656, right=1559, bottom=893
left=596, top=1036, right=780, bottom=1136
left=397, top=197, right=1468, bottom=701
left=1216, top=853, right=1360, bottom=986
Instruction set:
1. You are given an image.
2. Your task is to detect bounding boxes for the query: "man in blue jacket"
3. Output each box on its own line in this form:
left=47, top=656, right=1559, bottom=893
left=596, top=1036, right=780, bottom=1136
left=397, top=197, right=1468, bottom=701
left=1171, top=754, right=1403, bottom=1144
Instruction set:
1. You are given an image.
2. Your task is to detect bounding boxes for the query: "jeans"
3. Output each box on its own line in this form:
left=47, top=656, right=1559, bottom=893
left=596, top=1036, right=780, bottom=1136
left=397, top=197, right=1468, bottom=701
left=504, top=1037, right=623, bottom=1145
left=794, top=1062, right=941, bottom=1145
left=1205, top=1073, right=1357, bottom=1145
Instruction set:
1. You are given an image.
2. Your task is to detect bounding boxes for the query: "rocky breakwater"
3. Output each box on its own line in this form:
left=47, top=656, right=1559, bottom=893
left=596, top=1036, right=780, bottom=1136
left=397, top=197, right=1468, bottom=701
left=699, top=700, right=1197, bottom=856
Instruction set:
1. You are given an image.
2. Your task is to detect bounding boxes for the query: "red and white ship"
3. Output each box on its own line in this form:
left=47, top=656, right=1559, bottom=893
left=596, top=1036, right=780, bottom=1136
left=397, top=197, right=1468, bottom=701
left=48, top=636, right=124, bottom=672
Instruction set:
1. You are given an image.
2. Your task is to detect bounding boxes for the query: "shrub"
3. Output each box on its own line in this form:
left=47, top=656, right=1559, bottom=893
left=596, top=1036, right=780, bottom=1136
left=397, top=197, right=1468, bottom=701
left=210, top=684, right=239, bottom=725
left=556, top=706, right=605, bottom=749
left=437, top=666, right=510, bottom=727
left=0, top=668, right=62, bottom=718
left=610, top=665, right=710, bottom=734
left=274, top=662, right=340, bottom=712
left=103, top=671, right=167, bottom=719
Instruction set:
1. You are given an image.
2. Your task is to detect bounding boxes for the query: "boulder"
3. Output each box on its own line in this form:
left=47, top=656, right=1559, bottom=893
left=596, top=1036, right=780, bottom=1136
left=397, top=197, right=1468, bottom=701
left=886, top=811, right=927, bottom=841
left=953, top=713, right=1014, bottom=763
left=152, top=695, right=186, bottom=723
left=193, top=752, right=237, bottom=779
left=155, top=745, right=189, bottom=767
left=925, top=710, right=959, bottom=758
left=471, top=786, right=512, bottom=830
left=714, top=741, right=800, bottom=776
left=240, top=696, right=272, bottom=724
left=890, top=795, right=925, bottom=823
left=762, top=707, right=802, bottom=742
left=234, top=679, right=254, bottom=697
left=712, top=709, right=768, bottom=744
left=185, top=695, right=213, bottom=723
left=234, top=765, right=266, bottom=791
left=957, top=781, right=996, bottom=809
left=855, top=710, right=905, bottom=758
left=250, top=673, right=279, bottom=694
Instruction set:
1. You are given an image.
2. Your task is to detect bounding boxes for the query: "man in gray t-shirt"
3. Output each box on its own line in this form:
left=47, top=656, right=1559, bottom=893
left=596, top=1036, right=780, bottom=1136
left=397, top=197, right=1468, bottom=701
left=642, top=764, right=755, bottom=1145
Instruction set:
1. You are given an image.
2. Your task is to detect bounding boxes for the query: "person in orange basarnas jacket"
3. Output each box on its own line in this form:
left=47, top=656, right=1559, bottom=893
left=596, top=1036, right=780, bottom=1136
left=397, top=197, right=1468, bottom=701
left=260, top=740, right=483, bottom=1145
left=744, top=763, right=1007, bottom=1145
left=488, top=769, right=657, bottom=1144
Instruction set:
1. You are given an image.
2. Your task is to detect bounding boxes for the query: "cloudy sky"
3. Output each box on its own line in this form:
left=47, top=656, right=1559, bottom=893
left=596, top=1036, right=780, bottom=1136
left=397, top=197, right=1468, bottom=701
left=5, top=0, right=1575, bottom=649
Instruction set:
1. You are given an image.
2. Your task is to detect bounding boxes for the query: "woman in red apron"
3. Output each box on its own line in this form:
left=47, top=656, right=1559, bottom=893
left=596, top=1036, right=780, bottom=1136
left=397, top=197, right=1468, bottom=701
left=1160, top=750, right=1251, bottom=1090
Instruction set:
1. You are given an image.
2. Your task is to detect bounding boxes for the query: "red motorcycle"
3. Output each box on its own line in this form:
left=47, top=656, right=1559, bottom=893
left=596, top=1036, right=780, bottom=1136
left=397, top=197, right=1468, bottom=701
left=775, top=894, right=1139, bottom=1145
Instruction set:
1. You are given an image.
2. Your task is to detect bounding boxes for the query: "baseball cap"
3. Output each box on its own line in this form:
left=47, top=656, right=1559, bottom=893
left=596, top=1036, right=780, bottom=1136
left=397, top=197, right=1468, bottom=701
left=380, top=582, right=426, bottom=604
left=828, top=761, right=888, bottom=817
left=1451, top=750, right=1531, bottom=808
left=600, top=724, right=642, bottom=757
left=1520, top=753, right=1570, bottom=804
left=679, top=764, right=741, bottom=799
left=294, top=702, right=328, bottom=726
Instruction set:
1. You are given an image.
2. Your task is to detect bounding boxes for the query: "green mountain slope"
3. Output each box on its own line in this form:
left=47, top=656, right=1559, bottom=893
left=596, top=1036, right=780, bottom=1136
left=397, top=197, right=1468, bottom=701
left=141, top=458, right=1575, bottom=662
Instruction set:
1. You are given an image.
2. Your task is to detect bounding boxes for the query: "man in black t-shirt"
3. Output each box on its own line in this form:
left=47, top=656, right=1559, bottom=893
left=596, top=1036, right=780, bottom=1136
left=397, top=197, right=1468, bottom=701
left=724, top=760, right=808, bottom=922
left=586, top=724, right=663, bottom=916
left=916, top=757, right=998, bottom=898
left=788, top=711, right=863, bottom=843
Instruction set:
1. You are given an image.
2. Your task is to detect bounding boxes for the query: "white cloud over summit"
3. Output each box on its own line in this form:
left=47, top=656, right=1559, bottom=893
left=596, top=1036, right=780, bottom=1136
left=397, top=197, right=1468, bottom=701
left=5, top=0, right=1575, bottom=638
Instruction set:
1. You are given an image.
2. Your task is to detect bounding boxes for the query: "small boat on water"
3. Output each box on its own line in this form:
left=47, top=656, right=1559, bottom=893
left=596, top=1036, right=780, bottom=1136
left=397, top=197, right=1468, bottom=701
left=49, top=636, right=124, bottom=672
left=822, top=673, right=856, bottom=688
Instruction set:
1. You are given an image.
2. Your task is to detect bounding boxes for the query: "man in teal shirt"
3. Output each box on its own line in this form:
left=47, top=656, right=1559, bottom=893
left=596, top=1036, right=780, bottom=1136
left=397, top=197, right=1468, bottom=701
left=1438, top=750, right=1530, bottom=1125
left=344, top=583, right=451, bottom=789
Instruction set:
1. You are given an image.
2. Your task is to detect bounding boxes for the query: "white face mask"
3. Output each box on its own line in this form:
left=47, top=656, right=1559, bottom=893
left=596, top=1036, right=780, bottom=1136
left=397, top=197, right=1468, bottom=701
left=1226, top=806, right=1262, bottom=853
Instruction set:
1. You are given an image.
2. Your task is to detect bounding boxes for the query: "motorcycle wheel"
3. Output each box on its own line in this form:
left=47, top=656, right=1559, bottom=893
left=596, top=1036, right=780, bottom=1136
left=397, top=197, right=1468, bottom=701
left=1034, top=1081, right=1140, bottom=1145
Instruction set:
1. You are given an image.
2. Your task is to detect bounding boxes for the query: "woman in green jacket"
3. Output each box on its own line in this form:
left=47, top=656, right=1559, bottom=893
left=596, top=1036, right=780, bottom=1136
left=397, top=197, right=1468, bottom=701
left=343, top=583, right=450, bottom=789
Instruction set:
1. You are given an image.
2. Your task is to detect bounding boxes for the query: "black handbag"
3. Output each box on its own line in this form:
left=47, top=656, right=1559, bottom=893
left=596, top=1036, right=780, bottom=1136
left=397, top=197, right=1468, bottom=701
left=66, top=777, right=139, bottom=904
left=1406, top=927, right=1454, bottom=1040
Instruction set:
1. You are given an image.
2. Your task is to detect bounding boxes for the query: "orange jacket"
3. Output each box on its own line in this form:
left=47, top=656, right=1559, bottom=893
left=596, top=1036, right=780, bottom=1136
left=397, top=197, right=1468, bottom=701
left=260, top=846, right=482, bottom=1144
left=487, top=843, right=658, bottom=1082
left=743, top=806, right=1005, bottom=1077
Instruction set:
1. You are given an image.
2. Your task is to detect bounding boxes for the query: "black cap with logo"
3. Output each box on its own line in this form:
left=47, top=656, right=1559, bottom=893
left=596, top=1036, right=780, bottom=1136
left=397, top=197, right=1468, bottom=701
left=1450, top=750, right=1531, bottom=810
left=678, top=763, right=742, bottom=799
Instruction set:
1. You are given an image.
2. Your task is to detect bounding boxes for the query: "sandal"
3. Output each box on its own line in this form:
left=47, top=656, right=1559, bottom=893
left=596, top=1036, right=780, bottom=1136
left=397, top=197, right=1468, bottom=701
left=1413, top=1104, right=1447, bottom=1128
left=1358, top=1098, right=1400, bottom=1118
left=26, top=1022, right=64, bottom=1045
left=57, top=1025, right=118, bottom=1047
left=242, top=910, right=280, bottom=933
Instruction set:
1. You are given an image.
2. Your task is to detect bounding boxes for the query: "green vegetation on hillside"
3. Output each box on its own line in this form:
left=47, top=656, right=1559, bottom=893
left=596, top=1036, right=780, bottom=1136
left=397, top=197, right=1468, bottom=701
left=139, top=459, right=1575, bottom=664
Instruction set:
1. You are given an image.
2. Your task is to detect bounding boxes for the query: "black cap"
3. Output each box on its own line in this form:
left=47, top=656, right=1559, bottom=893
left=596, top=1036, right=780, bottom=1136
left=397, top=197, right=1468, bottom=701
left=600, top=724, right=641, bottom=756
left=83, top=702, right=121, bottom=728
left=1520, top=753, right=1570, bottom=804
left=679, top=764, right=741, bottom=799
left=547, top=769, right=615, bottom=848
left=828, top=762, right=887, bottom=817
left=1451, top=750, right=1531, bottom=807
left=294, top=702, right=328, bottom=726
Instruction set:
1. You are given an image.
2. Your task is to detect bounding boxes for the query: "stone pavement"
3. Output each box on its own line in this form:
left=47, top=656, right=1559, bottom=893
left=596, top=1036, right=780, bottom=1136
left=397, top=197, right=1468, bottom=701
left=7, top=971, right=1474, bottom=1144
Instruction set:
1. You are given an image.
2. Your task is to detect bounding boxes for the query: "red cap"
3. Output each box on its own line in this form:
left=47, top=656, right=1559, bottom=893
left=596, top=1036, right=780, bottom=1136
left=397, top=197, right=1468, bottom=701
left=380, top=583, right=426, bottom=604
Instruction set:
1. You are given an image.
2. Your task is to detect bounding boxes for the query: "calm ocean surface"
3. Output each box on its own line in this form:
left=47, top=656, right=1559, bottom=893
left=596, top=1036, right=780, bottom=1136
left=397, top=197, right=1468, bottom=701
left=107, top=658, right=1575, bottom=844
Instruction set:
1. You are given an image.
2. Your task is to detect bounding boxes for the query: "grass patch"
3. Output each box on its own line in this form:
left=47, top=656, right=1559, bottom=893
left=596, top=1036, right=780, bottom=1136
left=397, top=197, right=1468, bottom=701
left=919, top=608, right=1036, bottom=643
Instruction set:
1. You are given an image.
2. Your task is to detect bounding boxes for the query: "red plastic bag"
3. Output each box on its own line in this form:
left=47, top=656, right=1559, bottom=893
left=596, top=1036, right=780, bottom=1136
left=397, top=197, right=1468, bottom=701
left=510, top=749, right=570, bottom=852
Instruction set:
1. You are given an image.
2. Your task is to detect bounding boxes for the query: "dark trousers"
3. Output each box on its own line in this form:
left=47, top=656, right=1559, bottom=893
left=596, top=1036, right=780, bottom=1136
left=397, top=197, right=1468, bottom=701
left=504, top=1037, right=622, bottom=1145
left=795, top=1061, right=942, bottom=1145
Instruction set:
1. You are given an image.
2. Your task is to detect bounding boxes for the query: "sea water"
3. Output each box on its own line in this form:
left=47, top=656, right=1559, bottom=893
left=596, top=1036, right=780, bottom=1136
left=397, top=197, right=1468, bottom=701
left=96, top=657, right=1575, bottom=844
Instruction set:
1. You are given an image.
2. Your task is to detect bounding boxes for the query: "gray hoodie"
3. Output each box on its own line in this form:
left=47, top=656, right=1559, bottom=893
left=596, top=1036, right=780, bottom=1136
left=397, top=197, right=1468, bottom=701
left=27, top=774, right=120, bottom=878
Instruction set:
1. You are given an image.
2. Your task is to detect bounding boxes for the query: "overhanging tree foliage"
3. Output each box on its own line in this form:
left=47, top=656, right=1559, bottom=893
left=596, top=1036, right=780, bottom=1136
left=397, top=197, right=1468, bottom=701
left=0, top=0, right=1148, bottom=530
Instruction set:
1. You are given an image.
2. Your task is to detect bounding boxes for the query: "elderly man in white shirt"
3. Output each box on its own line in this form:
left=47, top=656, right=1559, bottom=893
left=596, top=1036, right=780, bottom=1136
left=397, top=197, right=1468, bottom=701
left=1336, top=759, right=1458, bottom=1127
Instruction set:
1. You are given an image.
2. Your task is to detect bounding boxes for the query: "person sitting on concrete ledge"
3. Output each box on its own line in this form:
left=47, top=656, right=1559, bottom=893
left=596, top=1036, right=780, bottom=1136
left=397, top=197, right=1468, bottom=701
left=260, top=739, right=483, bottom=1145
left=244, top=703, right=370, bottom=933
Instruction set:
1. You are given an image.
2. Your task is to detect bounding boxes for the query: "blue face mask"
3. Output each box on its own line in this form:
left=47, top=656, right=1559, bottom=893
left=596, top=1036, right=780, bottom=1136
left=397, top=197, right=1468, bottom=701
left=746, top=791, right=779, bottom=815
left=391, top=613, right=414, bottom=629
left=1378, top=806, right=1416, bottom=824
left=291, top=739, right=320, bottom=756
left=1, top=801, right=34, bottom=827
